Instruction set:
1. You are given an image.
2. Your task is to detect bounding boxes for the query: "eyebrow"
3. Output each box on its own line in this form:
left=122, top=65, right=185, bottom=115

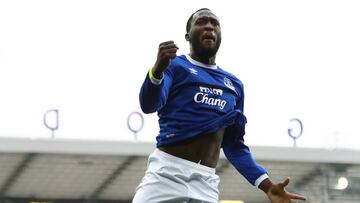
left=194, top=15, right=220, bottom=23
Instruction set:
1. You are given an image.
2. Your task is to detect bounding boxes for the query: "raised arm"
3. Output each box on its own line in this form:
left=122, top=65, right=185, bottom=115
left=139, top=41, right=178, bottom=113
left=151, top=41, right=178, bottom=80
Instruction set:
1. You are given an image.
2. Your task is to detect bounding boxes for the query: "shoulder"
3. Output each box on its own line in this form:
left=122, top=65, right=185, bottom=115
left=169, top=55, right=188, bottom=68
left=167, top=55, right=191, bottom=74
left=217, top=66, right=244, bottom=90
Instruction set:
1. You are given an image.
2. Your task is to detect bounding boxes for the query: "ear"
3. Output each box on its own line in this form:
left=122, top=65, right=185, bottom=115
left=185, top=33, right=190, bottom=41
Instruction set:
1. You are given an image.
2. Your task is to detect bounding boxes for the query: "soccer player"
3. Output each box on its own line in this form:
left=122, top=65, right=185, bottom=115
left=133, top=8, right=306, bottom=203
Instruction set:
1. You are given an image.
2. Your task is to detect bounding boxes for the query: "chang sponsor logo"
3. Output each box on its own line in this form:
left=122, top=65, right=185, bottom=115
left=194, top=86, right=227, bottom=109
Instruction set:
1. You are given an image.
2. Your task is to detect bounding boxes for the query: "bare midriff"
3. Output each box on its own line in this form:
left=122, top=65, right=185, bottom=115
left=158, top=129, right=225, bottom=168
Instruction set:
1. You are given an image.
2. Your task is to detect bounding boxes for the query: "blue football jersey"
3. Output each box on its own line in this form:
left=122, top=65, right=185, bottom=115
left=139, top=54, right=268, bottom=186
left=140, top=55, right=246, bottom=145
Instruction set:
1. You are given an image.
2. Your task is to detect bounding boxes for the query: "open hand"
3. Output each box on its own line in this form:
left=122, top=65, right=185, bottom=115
left=266, top=177, right=306, bottom=203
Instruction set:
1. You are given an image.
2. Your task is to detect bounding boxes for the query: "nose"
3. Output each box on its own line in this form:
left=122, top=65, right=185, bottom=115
left=204, top=21, right=214, bottom=31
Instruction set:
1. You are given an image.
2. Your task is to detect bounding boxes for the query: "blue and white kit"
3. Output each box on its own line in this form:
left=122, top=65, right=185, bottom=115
left=134, top=55, right=268, bottom=202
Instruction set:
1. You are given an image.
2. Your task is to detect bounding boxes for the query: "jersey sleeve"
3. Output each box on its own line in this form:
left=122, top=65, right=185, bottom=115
left=222, top=82, right=269, bottom=187
left=139, top=67, right=173, bottom=114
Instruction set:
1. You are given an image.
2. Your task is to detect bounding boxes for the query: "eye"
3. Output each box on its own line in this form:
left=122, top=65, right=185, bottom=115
left=195, top=18, right=207, bottom=25
left=211, top=19, right=220, bottom=26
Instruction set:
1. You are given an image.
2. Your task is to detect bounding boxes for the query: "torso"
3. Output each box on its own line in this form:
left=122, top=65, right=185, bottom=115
left=159, top=129, right=225, bottom=168
left=156, top=55, right=245, bottom=168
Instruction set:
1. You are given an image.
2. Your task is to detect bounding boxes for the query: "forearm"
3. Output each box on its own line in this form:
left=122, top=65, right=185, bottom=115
left=258, top=178, right=274, bottom=193
left=139, top=67, right=173, bottom=113
left=223, top=142, right=268, bottom=186
left=140, top=40, right=177, bottom=113
left=139, top=71, right=164, bottom=113
left=225, top=151, right=268, bottom=186
left=151, top=66, right=164, bottom=80
left=223, top=124, right=268, bottom=186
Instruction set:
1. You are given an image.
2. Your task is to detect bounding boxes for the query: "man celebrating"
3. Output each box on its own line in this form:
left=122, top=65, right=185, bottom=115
left=133, top=8, right=306, bottom=203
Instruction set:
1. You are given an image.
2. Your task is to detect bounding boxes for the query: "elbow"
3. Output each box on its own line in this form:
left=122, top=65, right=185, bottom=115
left=139, top=102, right=157, bottom=114
left=141, top=107, right=155, bottom=114
left=139, top=89, right=162, bottom=114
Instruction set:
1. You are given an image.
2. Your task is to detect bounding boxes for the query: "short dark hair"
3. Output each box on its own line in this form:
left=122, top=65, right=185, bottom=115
left=186, top=8, right=211, bottom=32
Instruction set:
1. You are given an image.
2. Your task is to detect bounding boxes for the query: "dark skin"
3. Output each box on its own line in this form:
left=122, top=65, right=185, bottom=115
left=152, top=9, right=306, bottom=203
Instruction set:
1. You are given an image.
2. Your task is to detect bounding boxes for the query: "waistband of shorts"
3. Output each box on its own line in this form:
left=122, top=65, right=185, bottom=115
left=153, top=148, right=216, bottom=174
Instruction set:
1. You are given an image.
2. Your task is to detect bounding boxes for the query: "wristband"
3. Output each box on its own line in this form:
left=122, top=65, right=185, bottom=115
left=149, top=68, right=154, bottom=80
left=148, top=69, right=163, bottom=85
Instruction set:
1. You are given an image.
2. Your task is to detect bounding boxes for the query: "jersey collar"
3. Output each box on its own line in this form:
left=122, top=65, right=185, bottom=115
left=185, top=54, right=218, bottom=70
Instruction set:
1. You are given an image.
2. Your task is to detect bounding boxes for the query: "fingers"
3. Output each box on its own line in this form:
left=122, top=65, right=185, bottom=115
left=158, top=40, right=179, bottom=59
left=279, top=177, right=290, bottom=188
left=153, top=40, right=179, bottom=74
left=159, top=40, right=179, bottom=51
left=159, top=40, right=179, bottom=48
left=288, top=192, right=307, bottom=201
left=282, top=177, right=306, bottom=201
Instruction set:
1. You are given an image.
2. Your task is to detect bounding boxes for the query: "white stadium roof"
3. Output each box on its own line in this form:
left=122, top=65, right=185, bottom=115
left=0, top=137, right=360, bottom=203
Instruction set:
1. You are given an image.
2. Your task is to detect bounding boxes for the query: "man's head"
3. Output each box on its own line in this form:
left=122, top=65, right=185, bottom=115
left=185, top=8, right=221, bottom=59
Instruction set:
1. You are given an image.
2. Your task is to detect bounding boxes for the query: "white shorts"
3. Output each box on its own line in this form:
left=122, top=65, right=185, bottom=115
left=132, top=149, right=220, bottom=203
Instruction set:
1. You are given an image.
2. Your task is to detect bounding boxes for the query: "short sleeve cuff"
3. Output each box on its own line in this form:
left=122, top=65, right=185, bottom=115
left=255, top=173, right=269, bottom=188
left=149, top=69, right=163, bottom=85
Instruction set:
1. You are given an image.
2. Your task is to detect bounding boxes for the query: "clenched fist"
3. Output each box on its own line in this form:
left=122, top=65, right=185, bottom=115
left=151, top=41, right=179, bottom=79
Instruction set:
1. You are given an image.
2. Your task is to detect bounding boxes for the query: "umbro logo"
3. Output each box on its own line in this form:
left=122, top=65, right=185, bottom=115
left=188, top=68, right=198, bottom=75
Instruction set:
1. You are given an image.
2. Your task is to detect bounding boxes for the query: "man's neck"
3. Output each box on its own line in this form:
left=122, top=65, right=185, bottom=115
left=189, top=53, right=216, bottom=65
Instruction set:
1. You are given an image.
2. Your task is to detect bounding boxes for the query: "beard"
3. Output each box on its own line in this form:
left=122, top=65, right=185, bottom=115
left=191, top=36, right=221, bottom=58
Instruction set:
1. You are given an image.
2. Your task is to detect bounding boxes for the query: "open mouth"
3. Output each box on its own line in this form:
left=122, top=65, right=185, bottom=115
left=202, top=33, right=216, bottom=42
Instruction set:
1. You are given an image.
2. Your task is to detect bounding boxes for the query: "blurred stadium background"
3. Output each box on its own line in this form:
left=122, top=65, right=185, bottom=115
left=1, top=137, right=360, bottom=203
